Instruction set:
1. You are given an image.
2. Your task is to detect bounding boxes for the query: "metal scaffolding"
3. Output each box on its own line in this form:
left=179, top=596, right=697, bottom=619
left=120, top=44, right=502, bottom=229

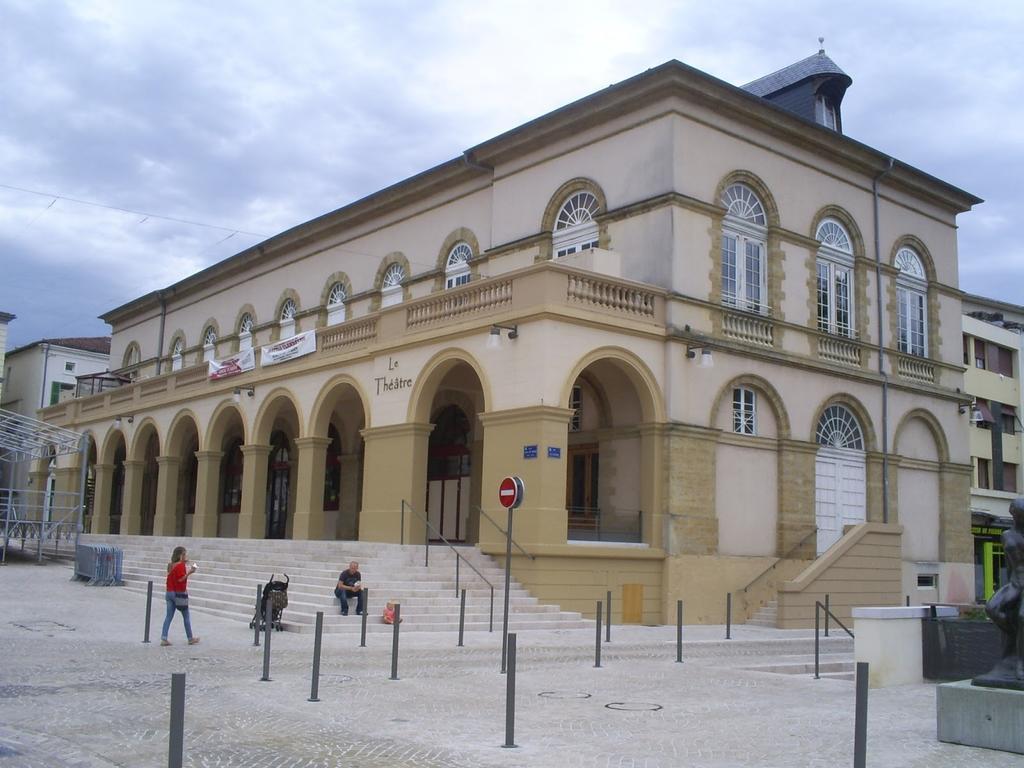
left=0, top=407, right=88, bottom=563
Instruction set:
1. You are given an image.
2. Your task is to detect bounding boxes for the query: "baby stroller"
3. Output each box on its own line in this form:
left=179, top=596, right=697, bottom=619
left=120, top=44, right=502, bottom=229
left=250, top=574, right=289, bottom=632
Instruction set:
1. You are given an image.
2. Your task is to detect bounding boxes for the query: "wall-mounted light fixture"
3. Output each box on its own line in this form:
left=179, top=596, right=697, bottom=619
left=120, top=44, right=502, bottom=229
left=486, top=323, right=518, bottom=349
left=114, top=415, right=134, bottom=428
left=233, top=386, right=255, bottom=403
left=959, top=400, right=983, bottom=424
left=686, top=346, right=714, bottom=369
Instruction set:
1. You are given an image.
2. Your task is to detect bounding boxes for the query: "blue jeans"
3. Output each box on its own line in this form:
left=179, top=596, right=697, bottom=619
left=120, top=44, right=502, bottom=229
left=334, top=587, right=365, bottom=615
left=162, top=592, right=194, bottom=640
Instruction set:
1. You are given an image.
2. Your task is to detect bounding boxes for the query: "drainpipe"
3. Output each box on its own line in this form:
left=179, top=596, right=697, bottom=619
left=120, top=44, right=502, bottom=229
left=155, top=292, right=167, bottom=376
left=38, top=343, right=51, bottom=409
left=873, top=157, right=895, bottom=524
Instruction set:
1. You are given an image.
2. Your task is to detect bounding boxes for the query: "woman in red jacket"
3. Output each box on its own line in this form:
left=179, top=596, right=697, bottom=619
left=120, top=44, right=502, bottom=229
left=161, top=545, right=199, bottom=646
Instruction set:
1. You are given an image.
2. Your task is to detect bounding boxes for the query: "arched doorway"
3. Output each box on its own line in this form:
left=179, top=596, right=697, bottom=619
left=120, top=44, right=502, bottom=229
left=83, top=436, right=97, bottom=532
left=323, top=423, right=342, bottom=518
left=139, top=432, right=159, bottom=536
left=309, top=378, right=367, bottom=540
left=210, top=405, right=246, bottom=538
left=266, top=430, right=291, bottom=539
left=815, top=404, right=866, bottom=554
left=110, top=439, right=126, bottom=535
left=427, top=405, right=472, bottom=541
left=178, top=433, right=198, bottom=536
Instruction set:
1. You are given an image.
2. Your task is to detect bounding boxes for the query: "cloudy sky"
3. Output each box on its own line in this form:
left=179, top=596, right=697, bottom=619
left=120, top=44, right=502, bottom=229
left=1, top=0, right=1021, bottom=350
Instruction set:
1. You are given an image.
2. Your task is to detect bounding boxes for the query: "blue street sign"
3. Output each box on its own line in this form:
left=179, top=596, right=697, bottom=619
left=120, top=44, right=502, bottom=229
left=523, top=444, right=538, bottom=459
left=547, top=446, right=561, bottom=459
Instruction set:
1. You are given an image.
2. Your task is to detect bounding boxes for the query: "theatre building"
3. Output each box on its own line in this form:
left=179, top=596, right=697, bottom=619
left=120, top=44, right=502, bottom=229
left=41, top=50, right=982, bottom=626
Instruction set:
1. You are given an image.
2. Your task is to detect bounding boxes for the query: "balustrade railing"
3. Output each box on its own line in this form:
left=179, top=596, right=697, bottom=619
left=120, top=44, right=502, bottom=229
left=319, top=318, right=378, bottom=352
left=566, top=275, right=656, bottom=318
left=722, top=310, right=774, bottom=346
left=406, top=279, right=513, bottom=329
left=818, top=335, right=861, bottom=367
left=896, top=354, right=935, bottom=383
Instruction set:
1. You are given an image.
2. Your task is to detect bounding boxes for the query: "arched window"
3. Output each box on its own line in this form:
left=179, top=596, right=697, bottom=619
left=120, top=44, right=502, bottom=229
left=381, top=263, right=405, bottom=308
left=238, top=313, right=254, bottom=351
left=553, top=191, right=600, bottom=257
left=895, top=247, right=927, bottom=357
left=327, top=282, right=347, bottom=325
left=445, top=242, right=472, bottom=288
left=202, top=326, right=217, bottom=362
left=815, top=218, right=854, bottom=337
left=279, top=298, right=297, bottom=339
left=171, top=337, right=184, bottom=372
left=815, top=405, right=864, bottom=450
left=720, top=183, right=767, bottom=313
left=122, top=342, right=141, bottom=369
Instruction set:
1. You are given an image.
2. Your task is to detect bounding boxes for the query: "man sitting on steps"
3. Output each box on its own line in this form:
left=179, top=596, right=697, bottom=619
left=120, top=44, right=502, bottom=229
left=334, top=560, right=365, bottom=616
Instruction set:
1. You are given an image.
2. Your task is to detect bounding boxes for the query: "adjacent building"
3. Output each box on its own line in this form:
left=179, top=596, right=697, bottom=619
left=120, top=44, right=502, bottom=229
left=0, top=337, right=111, bottom=514
left=961, top=294, right=1024, bottom=601
left=39, top=50, right=982, bottom=625
left=0, top=311, right=14, bottom=403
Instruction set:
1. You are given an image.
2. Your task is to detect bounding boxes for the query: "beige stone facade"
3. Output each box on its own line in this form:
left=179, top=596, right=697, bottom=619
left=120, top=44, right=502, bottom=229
left=39, top=59, right=980, bottom=623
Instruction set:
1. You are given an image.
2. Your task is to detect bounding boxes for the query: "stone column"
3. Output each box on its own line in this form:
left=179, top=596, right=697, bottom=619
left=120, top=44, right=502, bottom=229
left=338, top=454, right=361, bottom=540
left=639, top=423, right=665, bottom=550
left=359, top=423, right=433, bottom=543
left=292, top=436, right=331, bottom=540
left=192, top=450, right=223, bottom=538
left=866, top=452, right=899, bottom=525
left=663, top=423, right=720, bottom=556
left=91, top=464, right=114, bottom=534
left=477, top=406, right=574, bottom=550
left=152, top=456, right=182, bottom=536
left=120, top=459, right=146, bottom=535
left=237, top=444, right=271, bottom=539
left=939, top=462, right=973, bottom=563
left=776, top=439, right=818, bottom=557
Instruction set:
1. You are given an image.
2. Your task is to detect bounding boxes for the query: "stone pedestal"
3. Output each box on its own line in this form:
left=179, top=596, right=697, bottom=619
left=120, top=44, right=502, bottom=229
left=853, top=605, right=957, bottom=688
left=937, top=680, right=1024, bottom=754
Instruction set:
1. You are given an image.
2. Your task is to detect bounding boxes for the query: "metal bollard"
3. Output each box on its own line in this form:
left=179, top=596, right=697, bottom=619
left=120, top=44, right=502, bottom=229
left=594, top=600, right=602, bottom=668
left=389, top=603, right=401, bottom=680
left=360, top=588, right=369, bottom=648
left=854, top=662, right=869, bottom=768
left=308, top=611, right=323, bottom=702
left=261, top=599, right=272, bottom=681
left=676, top=600, right=683, bottom=663
left=905, top=594, right=910, bottom=606
left=143, top=580, right=153, bottom=643
left=503, top=633, right=517, bottom=748
left=726, top=592, right=732, bottom=640
left=458, top=588, right=466, bottom=647
left=824, top=593, right=830, bottom=638
left=168, top=672, right=185, bottom=768
left=814, top=601, right=820, bottom=680
left=253, top=585, right=262, bottom=647
left=606, top=589, right=612, bottom=643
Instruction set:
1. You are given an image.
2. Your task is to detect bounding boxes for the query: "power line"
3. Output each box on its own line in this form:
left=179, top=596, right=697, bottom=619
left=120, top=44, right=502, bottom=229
left=0, top=182, right=269, bottom=238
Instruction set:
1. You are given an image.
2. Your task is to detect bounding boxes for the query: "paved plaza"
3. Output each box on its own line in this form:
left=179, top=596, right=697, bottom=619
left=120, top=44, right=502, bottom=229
left=0, top=555, right=1019, bottom=767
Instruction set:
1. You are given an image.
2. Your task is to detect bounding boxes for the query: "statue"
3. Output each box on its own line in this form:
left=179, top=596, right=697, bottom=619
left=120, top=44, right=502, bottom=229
left=974, top=497, right=1024, bottom=690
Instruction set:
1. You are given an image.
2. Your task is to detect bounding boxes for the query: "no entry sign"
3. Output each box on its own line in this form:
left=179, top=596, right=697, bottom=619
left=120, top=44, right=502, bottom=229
left=498, top=476, right=525, bottom=509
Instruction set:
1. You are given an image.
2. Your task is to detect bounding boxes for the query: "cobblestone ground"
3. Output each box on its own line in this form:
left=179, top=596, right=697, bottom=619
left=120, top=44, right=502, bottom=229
left=1, top=558, right=1020, bottom=767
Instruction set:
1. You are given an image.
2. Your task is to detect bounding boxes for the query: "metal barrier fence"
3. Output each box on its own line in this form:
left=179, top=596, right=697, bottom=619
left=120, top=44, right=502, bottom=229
left=74, top=543, right=125, bottom=585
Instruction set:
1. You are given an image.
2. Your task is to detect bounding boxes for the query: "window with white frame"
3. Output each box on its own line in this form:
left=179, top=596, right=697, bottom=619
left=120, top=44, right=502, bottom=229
left=553, top=191, right=600, bottom=257
left=326, top=282, right=347, bottom=325
left=279, top=299, right=297, bottom=338
left=171, top=337, right=184, bottom=372
left=895, top=247, right=927, bottom=357
left=123, top=343, right=141, bottom=369
left=381, top=263, right=405, bottom=308
left=732, top=387, right=757, bottom=435
left=720, top=184, right=767, bottom=313
left=445, top=242, right=472, bottom=288
left=815, top=218, right=854, bottom=337
left=202, top=326, right=217, bottom=362
left=239, top=313, right=254, bottom=350
left=815, top=405, right=864, bottom=450
left=816, top=95, right=837, bottom=131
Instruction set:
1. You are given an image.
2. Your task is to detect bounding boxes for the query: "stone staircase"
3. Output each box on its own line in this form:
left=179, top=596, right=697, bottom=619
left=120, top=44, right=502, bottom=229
left=747, top=599, right=778, bottom=628
left=81, top=534, right=588, bottom=634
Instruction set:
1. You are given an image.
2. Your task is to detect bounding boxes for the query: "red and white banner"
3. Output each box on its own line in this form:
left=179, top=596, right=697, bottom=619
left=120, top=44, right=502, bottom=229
left=208, top=347, right=256, bottom=381
left=261, top=329, right=317, bottom=367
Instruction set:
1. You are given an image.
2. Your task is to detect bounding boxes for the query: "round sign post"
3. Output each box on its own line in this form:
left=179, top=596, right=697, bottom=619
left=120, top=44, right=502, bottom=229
left=499, top=476, right=524, bottom=674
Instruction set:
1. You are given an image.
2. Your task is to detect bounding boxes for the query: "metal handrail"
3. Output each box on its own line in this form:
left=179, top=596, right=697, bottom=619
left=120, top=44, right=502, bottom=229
left=401, top=500, right=495, bottom=631
left=566, top=506, right=643, bottom=543
left=476, top=506, right=534, bottom=560
left=814, top=598, right=854, bottom=680
left=741, top=526, right=818, bottom=594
